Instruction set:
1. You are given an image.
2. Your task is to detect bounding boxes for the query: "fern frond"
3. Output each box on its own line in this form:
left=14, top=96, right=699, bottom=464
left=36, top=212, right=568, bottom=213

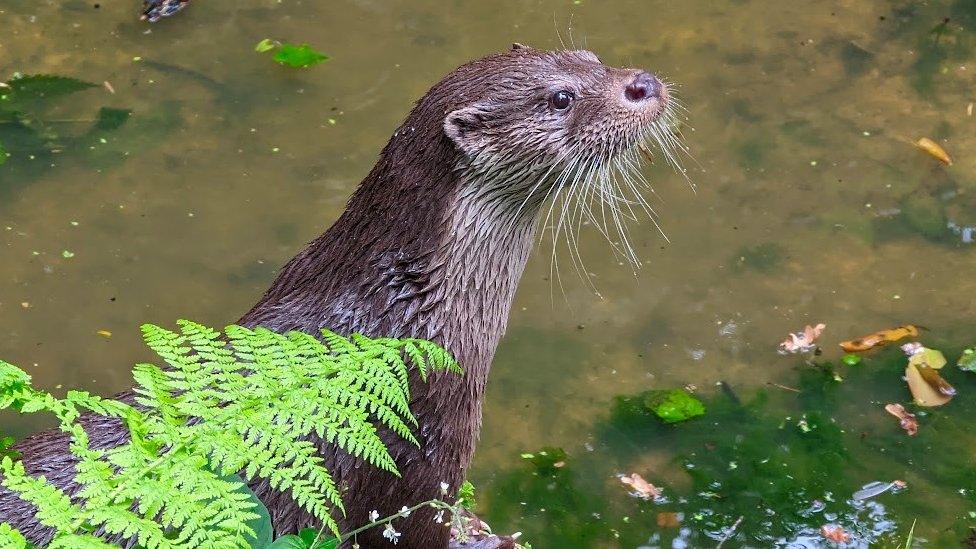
left=0, top=321, right=461, bottom=547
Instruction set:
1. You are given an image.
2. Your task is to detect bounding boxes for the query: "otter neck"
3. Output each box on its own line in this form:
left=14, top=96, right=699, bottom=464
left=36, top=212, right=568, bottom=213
left=240, top=144, right=542, bottom=396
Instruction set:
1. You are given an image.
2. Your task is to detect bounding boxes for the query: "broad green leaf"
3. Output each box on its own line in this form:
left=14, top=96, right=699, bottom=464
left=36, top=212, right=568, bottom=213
left=841, top=354, right=861, bottom=366
left=298, top=529, right=338, bottom=549
left=234, top=475, right=273, bottom=548
left=255, top=38, right=277, bottom=53
left=93, top=108, right=132, bottom=131
left=643, top=389, right=706, bottom=423
left=268, top=535, right=307, bottom=549
left=958, top=349, right=976, bottom=372
left=273, top=44, right=329, bottom=68
left=2, top=75, right=96, bottom=104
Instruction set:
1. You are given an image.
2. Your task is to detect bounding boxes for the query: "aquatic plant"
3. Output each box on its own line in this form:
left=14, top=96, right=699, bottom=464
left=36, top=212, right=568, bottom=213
left=0, top=321, right=460, bottom=547
left=0, top=74, right=131, bottom=171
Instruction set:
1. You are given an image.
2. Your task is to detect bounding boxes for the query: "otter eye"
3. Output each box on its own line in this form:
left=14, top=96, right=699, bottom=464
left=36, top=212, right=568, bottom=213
left=550, top=90, right=574, bottom=110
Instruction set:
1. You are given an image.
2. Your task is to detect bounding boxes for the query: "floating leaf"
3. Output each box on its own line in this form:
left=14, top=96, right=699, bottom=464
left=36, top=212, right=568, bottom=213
left=273, top=44, right=329, bottom=68
left=884, top=404, right=918, bottom=435
left=619, top=473, right=662, bottom=500
left=917, top=365, right=956, bottom=396
left=643, top=389, right=706, bottom=423
left=840, top=325, right=920, bottom=352
left=93, top=107, right=132, bottom=131
left=778, top=323, right=825, bottom=355
left=96, top=330, right=112, bottom=338
left=905, top=364, right=953, bottom=407
left=908, top=347, right=946, bottom=370
left=255, top=38, right=277, bottom=53
left=915, top=137, right=952, bottom=166
left=958, top=349, right=976, bottom=372
left=841, top=353, right=862, bottom=366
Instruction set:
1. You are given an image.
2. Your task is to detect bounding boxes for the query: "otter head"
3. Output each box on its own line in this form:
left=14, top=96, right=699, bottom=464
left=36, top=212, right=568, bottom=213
left=444, top=44, right=672, bottom=166
left=435, top=44, right=684, bottom=265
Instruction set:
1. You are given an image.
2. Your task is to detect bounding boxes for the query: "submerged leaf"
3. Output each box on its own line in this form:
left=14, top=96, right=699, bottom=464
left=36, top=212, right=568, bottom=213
left=619, top=473, right=662, bottom=500
left=905, top=364, right=953, bottom=407
left=884, top=404, right=918, bottom=435
left=915, top=137, right=952, bottom=166
left=643, top=389, right=706, bottom=423
left=273, top=44, right=329, bottom=68
left=820, top=524, right=851, bottom=544
left=2, top=74, right=97, bottom=103
left=93, top=107, right=132, bottom=131
left=840, top=325, right=920, bottom=352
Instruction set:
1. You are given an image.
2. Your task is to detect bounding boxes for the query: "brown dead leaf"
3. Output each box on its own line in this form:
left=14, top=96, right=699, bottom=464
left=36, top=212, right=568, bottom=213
left=778, top=323, right=826, bottom=355
left=906, top=364, right=954, bottom=406
left=915, top=137, right=953, bottom=166
left=840, top=325, right=920, bottom=352
left=884, top=403, right=918, bottom=435
left=619, top=473, right=662, bottom=500
left=820, top=524, right=851, bottom=544
left=656, top=512, right=680, bottom=528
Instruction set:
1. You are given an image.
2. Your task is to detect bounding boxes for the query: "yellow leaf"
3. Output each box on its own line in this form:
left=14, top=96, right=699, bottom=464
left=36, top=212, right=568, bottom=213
left=905, top=364, right=953, bottom=407
left=96, top=330, right=112, bottom=338
left=915, top=137, right=952, bottom=166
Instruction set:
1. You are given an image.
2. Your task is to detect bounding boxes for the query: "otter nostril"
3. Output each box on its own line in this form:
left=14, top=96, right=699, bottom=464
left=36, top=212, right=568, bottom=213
left=624, top=72, right=661, bottom=103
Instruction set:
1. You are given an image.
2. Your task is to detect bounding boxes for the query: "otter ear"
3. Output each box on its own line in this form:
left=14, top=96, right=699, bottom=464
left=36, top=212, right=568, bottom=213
left=510, top=42, right=533, bottom=51
left=444, top=105, right=491, bottom=156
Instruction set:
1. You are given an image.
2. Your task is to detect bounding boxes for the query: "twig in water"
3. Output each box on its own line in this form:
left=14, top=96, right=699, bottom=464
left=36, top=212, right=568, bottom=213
left=716, top=515, right=744, bottom=549
left=767, top=382, right=801, bottom=393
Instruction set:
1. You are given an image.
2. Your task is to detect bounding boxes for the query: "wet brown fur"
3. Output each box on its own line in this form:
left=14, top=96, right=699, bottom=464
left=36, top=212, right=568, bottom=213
left=0, top=45, right=667, bottom=548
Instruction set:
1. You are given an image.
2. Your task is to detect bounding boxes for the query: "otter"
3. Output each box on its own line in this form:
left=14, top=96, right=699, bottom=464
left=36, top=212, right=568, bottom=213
left=1, top=44, right=676, bottom=548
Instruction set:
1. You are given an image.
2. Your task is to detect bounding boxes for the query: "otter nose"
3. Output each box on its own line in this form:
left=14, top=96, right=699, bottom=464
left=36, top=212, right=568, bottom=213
left=624, top=72, right=661, bottom=103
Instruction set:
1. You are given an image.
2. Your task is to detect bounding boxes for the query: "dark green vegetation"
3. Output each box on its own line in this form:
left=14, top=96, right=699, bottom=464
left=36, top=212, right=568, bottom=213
left=255, top=40, right=330, bottom=69
left=0, top=75, right=131, bottom=176
left=0, top=322, right=460, bottom=548
left=478, top=346, right=976, bottom=547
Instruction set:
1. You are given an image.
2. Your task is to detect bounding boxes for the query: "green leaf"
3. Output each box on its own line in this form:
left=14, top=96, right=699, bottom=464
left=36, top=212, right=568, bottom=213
left=842, top=354, right=862, bottom=366
left=297, top=529, right=338, bottom=549
left=958, top=349, right=976, bottom=372
left=268, top=535, right=307, bottom=549
left=93, top=108, right=132, bottom=131
left=2, top=75, right=97, bottom=104
left=0, top=141, right=7, bottom=166
left=273, top=44, right=329, bottom=68
left=643, top=389, right=706, bottom=424
left=255, top=38, right=277, bottom=53
left=236, top=475, right=274, bottom=548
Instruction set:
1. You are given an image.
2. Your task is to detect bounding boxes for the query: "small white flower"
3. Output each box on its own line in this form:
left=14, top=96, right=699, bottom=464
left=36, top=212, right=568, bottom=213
left=398, top=505, right=411, bottom=517
left=440, top=481, right=449, bottom=495
left=368, top=510, right=380, bottom=522
left=433, top=510, right=445, bottom=523
left=383, top=523, right=401, bottom=544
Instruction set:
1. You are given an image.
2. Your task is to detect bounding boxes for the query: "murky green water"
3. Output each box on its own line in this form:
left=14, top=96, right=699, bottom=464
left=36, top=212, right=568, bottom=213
left=2, top=1, right=976, bottom=547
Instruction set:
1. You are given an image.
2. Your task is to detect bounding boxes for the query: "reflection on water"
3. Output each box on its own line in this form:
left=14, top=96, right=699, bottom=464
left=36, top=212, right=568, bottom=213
left=2, top=0, right=975, bottom=546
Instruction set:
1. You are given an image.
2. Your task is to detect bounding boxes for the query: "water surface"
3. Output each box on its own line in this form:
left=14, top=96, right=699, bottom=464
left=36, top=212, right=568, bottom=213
left=2, top=1, right=975, bottom=547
